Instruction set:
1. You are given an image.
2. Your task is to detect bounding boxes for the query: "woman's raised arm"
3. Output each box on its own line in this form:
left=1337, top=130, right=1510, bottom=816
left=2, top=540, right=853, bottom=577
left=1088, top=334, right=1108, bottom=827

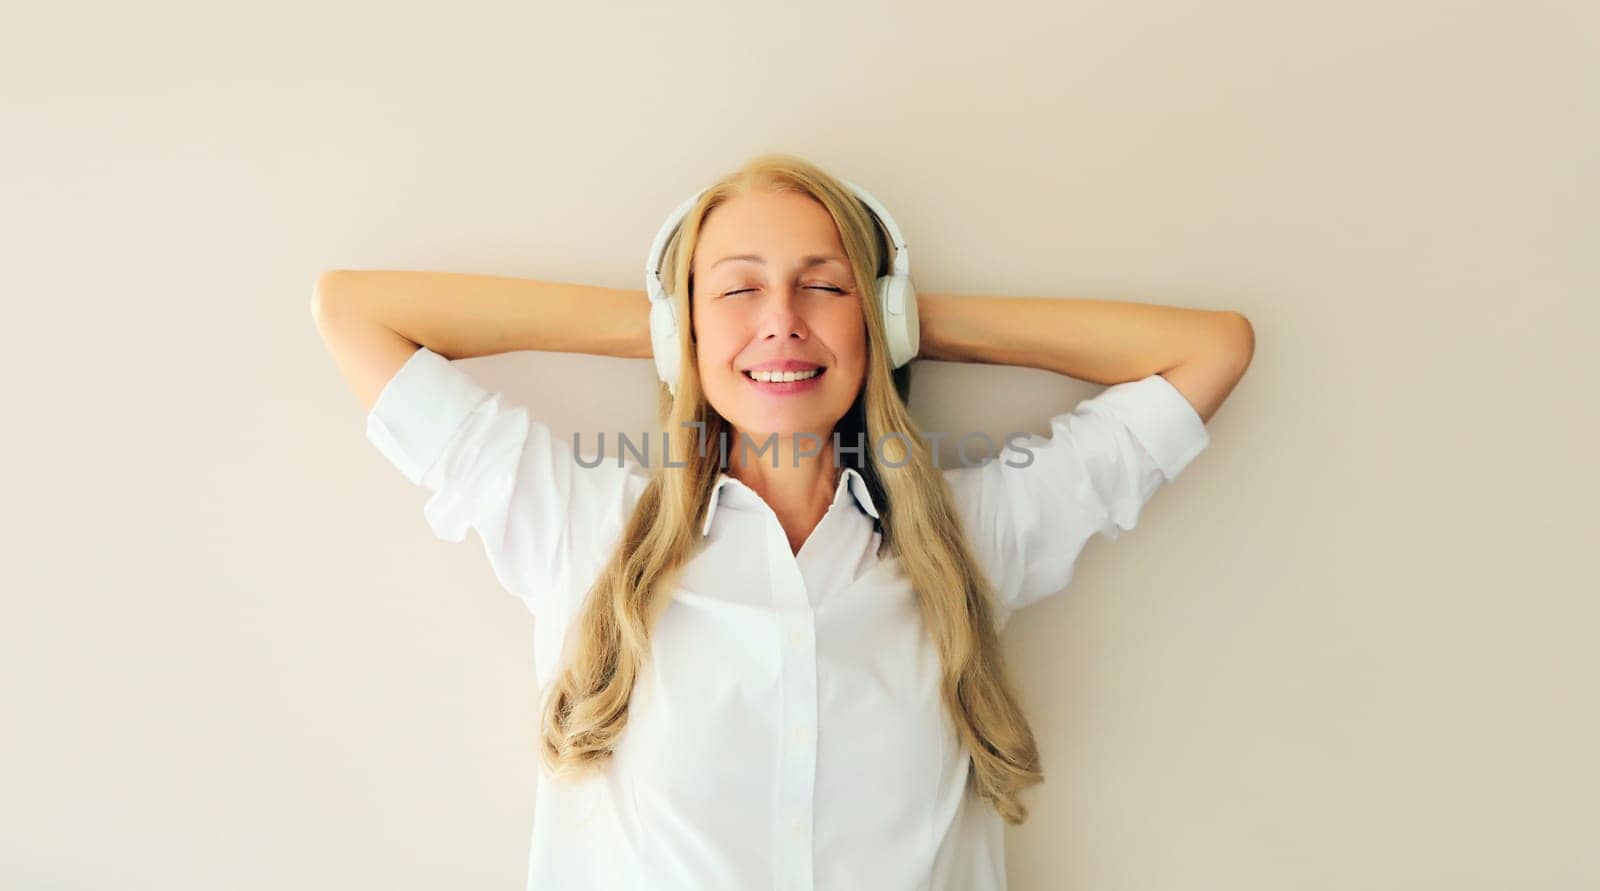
left=924, top=291, right=1253, bottom=617
left=916, top=291, right=1253, bottom=423
left=310, top=269, right=653, bottom=412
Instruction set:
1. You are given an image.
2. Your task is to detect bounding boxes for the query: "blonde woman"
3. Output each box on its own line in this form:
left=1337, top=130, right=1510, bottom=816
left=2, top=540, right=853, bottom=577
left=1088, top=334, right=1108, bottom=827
left=311, top=153, right=1253, bottom=890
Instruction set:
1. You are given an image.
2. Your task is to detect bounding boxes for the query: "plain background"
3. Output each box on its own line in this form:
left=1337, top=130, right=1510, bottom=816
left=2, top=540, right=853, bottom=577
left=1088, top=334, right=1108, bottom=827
left=5, top=0, right=1597, bottom=888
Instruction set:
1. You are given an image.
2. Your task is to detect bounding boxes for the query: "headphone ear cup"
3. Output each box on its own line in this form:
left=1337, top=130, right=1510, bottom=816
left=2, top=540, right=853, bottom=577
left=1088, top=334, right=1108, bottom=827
left=875, top=274, right=919, bottom=368
left=649, top=296, right=682, bottom=395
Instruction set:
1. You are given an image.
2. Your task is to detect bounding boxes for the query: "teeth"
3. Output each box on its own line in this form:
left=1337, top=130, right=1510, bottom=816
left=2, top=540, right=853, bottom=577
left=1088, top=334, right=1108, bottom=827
left=746, top=368, right=822, bottom=383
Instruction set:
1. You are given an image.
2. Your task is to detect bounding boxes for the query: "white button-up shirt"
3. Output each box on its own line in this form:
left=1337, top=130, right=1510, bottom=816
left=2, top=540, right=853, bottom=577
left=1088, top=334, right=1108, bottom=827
left=364, top=346, right=1211, bottom=891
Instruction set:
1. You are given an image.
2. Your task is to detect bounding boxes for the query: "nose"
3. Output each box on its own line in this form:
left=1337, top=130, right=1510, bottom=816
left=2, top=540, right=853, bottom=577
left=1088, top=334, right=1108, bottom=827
left=757, top=282, right=809, bottom=343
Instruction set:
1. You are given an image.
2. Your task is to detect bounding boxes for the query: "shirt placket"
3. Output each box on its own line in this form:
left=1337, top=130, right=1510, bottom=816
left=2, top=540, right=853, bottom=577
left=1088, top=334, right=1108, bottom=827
left=767, top=514, right=817, bottom=891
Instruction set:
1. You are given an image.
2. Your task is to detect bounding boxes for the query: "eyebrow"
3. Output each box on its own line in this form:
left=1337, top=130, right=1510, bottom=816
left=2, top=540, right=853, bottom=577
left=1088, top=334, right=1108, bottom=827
left=710, top=253, right=847, bottom=270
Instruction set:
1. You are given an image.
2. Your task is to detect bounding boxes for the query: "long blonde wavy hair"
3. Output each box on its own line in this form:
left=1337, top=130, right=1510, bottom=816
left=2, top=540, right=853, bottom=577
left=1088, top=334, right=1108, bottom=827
left=539, top=152, right=1046, bottom=823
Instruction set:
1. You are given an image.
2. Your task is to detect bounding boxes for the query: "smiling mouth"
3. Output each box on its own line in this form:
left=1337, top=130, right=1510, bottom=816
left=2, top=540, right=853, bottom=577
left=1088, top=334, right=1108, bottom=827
left=742, top=367, right=826, bottom=383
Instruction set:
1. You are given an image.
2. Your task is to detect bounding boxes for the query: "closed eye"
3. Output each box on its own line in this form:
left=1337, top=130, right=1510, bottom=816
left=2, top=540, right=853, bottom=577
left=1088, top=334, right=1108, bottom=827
left=724, top=286, right=846, bottom=296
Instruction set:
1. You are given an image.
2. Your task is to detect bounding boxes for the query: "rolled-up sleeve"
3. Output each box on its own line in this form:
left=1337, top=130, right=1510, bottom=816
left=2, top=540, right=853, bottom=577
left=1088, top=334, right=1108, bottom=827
left=945, top=372, right=1211, bottom=618
left=364, top=346, right=640, bottom=619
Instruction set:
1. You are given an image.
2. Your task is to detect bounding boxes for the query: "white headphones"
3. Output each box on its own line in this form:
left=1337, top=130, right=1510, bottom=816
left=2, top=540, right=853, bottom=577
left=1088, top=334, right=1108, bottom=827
left=643, top=178, right=920, bottom=396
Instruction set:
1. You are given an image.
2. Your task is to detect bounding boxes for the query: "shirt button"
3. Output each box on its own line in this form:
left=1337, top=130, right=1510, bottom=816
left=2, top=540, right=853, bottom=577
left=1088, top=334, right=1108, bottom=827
left=793, top=726, right=808, bottom=743
left=788, top=818, right=805, bottom=839
left=789, top=629, right=806, bottom=645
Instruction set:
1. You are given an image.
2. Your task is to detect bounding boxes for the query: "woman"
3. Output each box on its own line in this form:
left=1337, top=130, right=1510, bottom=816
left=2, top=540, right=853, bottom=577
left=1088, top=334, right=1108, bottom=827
left=311, top=153, right=1253, bottom=890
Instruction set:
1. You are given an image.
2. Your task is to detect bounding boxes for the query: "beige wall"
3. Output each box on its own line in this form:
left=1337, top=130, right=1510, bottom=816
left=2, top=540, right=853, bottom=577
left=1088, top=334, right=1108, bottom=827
left=5, top=0, right=1597, bottom=887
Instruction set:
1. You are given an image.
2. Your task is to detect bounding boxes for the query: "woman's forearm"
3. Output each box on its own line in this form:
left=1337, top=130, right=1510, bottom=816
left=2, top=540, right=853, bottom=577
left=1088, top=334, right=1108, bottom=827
left=917, top=291, right=1248, bottom=386
left=316, top=269, right=654, bottom=361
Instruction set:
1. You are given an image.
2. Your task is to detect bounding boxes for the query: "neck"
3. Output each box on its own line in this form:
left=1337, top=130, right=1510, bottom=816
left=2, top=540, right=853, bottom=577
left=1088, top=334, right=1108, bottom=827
left=726, top=433, right=840, bottom=554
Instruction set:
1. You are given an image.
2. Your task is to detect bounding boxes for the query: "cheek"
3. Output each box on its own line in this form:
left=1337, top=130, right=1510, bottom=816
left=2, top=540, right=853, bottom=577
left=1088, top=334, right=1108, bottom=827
left=689, top=309, right=728, bottom=359
left=694, top=329, right=742, bottom=377
left=828, top=312, right=869, bottom=367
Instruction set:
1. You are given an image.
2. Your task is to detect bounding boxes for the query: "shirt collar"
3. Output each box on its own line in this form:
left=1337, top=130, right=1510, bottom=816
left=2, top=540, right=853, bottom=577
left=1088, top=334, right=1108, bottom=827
left=700, top=466, right=881, bottom=536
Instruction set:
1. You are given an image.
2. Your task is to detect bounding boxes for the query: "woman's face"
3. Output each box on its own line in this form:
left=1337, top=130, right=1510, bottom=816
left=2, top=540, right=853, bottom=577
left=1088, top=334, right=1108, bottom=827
left=690, top=188, right=867, bottom=445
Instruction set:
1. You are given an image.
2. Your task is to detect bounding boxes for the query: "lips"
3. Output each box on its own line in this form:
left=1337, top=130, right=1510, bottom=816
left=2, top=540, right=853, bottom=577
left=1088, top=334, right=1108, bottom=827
left=742, top=366, right=827, bottom=393
left=741, top=360, right=826, bottom=373
left=743, top=367, right=826, bottom=382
